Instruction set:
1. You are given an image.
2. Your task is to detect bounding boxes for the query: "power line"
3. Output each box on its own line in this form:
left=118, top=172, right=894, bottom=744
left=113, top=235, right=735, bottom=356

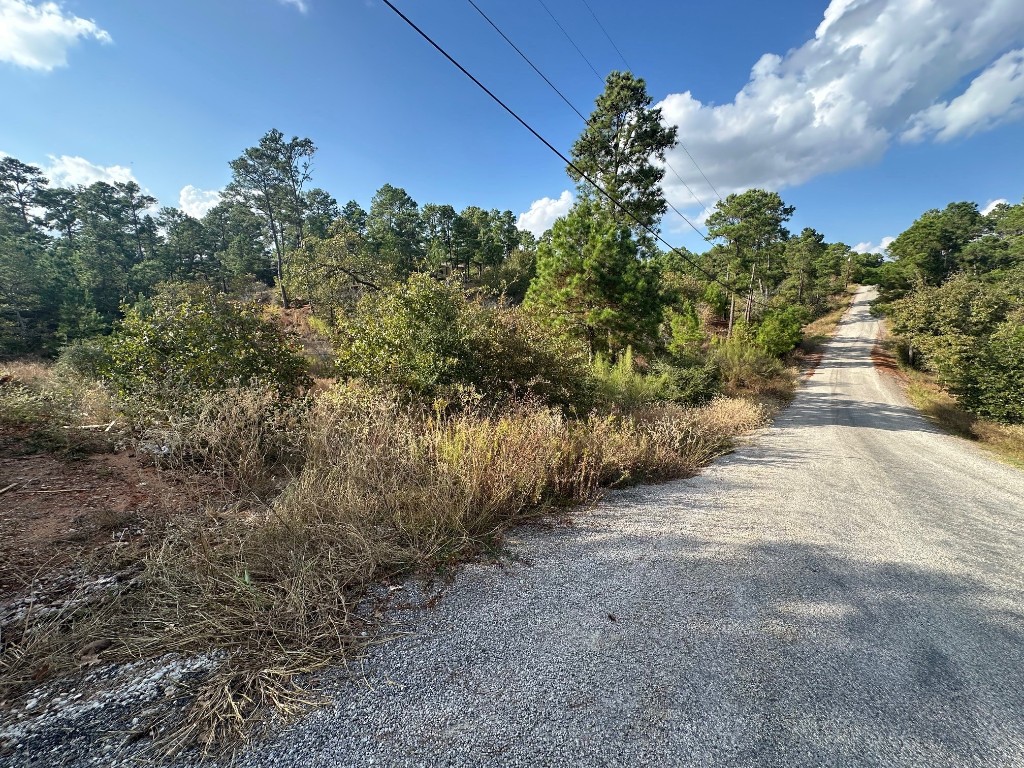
left=535, top=0, right=603, bottom=81
left=466, top=0, right=714, bottom=224
left=465, top=0, right=587, bottom=124
left=557, top=0, right=724, bottom=205
left=577, top=0, right=631, bottom=72
left=378, top=0, right=766, bottom=308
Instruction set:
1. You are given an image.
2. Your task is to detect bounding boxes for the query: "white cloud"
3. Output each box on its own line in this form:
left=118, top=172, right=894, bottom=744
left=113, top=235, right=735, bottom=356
left=903, top=49, right=1024, bottom=143
left=42, top=154, right=136, bottom=187
left=657, top=0, right=1024, bottom=215
left=279, top=0, right=308, bottom=12
left=852, top=236, right=894, bottom=255
left=0, top=0, right=111, bottom=71
left=179, top=185, right=222, bottom=218
left=516, top=190, right=573, bottom=236
left=982, top=198, right=1009, bottom=215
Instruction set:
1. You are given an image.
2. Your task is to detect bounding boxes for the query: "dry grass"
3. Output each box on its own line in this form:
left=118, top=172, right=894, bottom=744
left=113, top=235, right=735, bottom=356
left=904, top=374, right=1024, bottom=469
left=0, top=361, right=118, bottom=455
left=0, top=378, right=770, bottom=757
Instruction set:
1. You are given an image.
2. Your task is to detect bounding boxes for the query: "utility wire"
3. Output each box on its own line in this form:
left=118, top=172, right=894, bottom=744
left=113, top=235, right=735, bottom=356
left=465, top=0, right=588, bottom=124
left=563, top=0, right=724, bottom=205
left=578, top=0, right=631, bottom=71
left=379, top=0, right=768, bottom=308
left=466, top=0, right=714, bottom=225
left=535, top=0, right=603, bottom=81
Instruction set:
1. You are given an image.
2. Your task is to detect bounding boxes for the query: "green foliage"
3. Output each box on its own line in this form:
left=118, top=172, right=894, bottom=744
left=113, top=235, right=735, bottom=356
left=336, top=274, right=593, bottom=411
left=100, top=284, right=310, bottom=405
left=569, top=71, right=678, bottom=250
left=887, top=201, right=985, bottom=285
left=888, top=275, right=1022, bottom=423
left=664, top=301, right=704, bottom=362
left=755, top=306, right=808, bottom=357
left=525, top=200, right=662, bottom=355
left=975, top=317, right=1024, bottom=423
left=710, top=330, right=786, bottom=395
left=592, top=347, right=719, bottom=410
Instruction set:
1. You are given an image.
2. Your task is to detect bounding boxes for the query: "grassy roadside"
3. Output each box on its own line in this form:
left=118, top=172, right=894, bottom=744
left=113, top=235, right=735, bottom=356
left=0, top=362, right=775, bottom=758
left=873, top=335, right=1024, bottom=469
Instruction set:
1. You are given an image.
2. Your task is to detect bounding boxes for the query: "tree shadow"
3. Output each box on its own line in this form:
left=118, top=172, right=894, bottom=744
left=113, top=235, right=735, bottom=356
left=778, top=390, right=941, bottom=434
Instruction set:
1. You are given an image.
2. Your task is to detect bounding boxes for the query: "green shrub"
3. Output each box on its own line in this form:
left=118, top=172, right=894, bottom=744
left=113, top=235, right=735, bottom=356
left=711, top=331, right=787, bottom=395
left=100, top=284, right=310, bottom=406
left=591, top=348, right=719, bottom=409
left=974, top=318, right=1024, bottom=423
left=335, top=274, right=593, bottom=411
left=754, top=306, right=809, bottom=357
left=651, top=360, right=720, bottom=406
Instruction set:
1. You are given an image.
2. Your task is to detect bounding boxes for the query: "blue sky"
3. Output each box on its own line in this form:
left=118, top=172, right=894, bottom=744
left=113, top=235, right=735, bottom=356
left=2, top=0, right=1024, bottom=255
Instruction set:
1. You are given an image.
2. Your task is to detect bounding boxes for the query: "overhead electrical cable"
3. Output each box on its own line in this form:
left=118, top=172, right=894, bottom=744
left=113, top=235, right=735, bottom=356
left=465, top=0, right=588, bottom=124
left=379, top=0, right=769, bottom=308
left=534, top=0, right=604, bottom=81
left=465, top=0, right=714, bottom=227
left=577, top=0, right=631, bottom=72
left=560, top=0, right=725, bottom=205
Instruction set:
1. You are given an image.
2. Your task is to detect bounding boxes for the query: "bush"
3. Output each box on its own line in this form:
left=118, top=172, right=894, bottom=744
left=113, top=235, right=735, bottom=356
left=0, top=361, right=117, bottom=454
left=100, top=284, right=310, bottom=406
left=974, top=318, right=1024, bottom=423
left=592, top=348, right=720, bottom=409
left=754, top=306, right=808, bottom=357
left=336, top=274, right=594, bottom=411
left=652, top=360, right=721, bottom=406
left=711, top=331, right=788, bottom=396
left=592, top=347, right=671, bottom=409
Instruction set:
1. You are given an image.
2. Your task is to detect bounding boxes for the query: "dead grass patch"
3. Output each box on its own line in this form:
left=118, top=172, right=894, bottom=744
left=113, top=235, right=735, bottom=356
left=1, top=375, right=771, bottom=758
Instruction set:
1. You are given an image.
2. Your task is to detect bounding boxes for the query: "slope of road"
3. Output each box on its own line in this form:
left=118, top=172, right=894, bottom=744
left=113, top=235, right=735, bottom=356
left=241, top=286, right=1024, bottom=767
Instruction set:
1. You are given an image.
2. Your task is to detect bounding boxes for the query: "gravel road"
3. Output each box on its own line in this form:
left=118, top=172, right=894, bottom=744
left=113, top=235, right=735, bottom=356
left=227, top=286, right=1024, bottom=766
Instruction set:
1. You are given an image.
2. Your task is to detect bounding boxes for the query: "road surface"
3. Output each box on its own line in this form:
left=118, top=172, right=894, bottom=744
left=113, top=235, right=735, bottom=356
left=243, top=286, right=1024, bottom=767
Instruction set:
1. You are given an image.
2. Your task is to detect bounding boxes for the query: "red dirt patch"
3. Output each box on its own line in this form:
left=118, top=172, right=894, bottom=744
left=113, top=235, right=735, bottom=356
left=871, top=341, right=907, bottom=382
left=0, top=450, right=179, bottom=601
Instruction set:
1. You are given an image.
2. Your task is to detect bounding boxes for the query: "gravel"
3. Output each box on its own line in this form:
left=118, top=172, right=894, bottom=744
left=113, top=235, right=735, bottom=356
left=8, top=287, right=1024, bottom=766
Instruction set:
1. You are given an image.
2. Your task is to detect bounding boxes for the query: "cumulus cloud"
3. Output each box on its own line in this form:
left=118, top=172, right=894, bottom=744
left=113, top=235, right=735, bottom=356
left=852, top=236, right=894, bottom=255
left=516, top=190, right=573, bottom=236
left=0, top=0, right=111, bottom=71
left=42, top=154, right=136, bottom=187
left=179, top=185, right=222, bottom=218
left=657, top=0, right=1024, bottom=215
left=279, top=0, right=308, bottom=12
left=903, top=50, right=1024, bottom=143
left=982, top=198, right=1009, bottom=215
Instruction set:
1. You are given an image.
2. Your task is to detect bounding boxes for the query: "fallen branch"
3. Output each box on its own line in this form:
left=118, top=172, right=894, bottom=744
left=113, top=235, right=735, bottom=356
left=62, top=421, right=117, bottom=431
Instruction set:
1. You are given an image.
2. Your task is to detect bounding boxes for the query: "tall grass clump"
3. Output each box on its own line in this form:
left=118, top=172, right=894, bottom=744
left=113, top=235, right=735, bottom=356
left=0, top=360, right=117, bottom=454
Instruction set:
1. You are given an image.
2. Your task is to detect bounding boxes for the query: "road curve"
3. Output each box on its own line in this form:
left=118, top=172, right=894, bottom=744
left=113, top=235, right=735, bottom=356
left=243, top=286, right=1024, bottom=767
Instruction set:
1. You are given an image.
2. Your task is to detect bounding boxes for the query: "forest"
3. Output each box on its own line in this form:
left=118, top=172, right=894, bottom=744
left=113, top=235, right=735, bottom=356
left=1, top=74, right=875, bottom=402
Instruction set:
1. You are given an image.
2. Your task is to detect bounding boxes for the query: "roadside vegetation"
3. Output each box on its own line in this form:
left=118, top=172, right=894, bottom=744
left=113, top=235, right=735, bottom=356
left=868, top=198, right=1024, bottom=461
left=0, top=72, right=872, bottom=756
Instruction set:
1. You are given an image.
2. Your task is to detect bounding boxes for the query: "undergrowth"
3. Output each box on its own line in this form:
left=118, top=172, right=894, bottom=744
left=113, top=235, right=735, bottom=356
left=0, top=370, right=769, bottom=757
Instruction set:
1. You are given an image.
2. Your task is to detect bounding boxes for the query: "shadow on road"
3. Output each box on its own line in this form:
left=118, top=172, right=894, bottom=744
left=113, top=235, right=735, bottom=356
left=561, top=506, right=1024, bottom=765
left=778, top=391, right=940, bottom=434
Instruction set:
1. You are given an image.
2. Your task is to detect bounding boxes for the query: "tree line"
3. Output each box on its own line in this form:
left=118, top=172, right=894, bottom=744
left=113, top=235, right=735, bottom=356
left=876, top=199, right=1024, bottom=423
left=2, top=72, right=881, bottom=412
